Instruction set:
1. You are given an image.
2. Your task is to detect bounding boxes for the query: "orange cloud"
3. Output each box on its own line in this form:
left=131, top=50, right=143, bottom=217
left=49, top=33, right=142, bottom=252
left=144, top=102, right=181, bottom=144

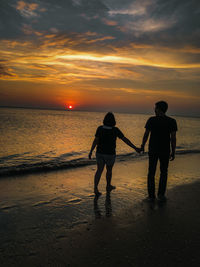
left=1, top=36, right=199, bottom=88
left=16, top=1, right=38, bottom=11
left=102, top=18, right=118, bottom=26
left=16, top=1, right=26, bottom=10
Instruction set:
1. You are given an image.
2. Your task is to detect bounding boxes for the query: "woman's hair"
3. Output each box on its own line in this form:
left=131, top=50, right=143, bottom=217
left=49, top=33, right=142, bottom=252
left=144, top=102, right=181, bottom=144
left=103, top=112, right=116, bottom=127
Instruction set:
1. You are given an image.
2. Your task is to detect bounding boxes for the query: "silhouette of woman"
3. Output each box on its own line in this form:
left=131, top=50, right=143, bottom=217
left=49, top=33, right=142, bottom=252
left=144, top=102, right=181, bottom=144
left=89, top=112, right=140, bottom=196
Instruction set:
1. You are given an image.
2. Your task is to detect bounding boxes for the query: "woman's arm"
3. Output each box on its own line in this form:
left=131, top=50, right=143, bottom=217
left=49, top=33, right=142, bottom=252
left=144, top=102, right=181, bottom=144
left=121, top=136, right=140, bottom=153
left=88, top=137, right=99, bottom=159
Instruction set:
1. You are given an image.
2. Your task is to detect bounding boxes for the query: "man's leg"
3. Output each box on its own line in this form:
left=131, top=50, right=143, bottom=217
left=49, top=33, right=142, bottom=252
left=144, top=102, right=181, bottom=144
left=158, top=154, right=170, bottom=197
left=148, top=154, right=158, bottom=199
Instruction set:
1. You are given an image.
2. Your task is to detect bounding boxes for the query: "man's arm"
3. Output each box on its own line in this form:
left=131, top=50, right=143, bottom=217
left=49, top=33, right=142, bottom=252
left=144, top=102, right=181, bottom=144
left=170, top=131, right=176, bottom=161
left=141, top=129, right=150, bottom=152
left=121, top=136, right=140, bottom=153
left=88, top=137, right=98, bottom=159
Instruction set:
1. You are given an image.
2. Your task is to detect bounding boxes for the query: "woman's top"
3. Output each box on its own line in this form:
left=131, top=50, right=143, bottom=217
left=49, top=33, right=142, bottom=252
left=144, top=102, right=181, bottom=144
left=95, top=125, right=124, bottom=155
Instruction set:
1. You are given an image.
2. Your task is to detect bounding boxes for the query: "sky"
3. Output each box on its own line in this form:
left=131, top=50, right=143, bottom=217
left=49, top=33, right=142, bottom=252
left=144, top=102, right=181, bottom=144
left=0, top=0, right=200, bottom=115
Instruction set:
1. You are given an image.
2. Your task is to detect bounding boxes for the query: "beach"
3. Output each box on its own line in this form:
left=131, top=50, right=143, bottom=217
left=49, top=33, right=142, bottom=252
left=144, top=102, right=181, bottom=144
left=0, top=153, right=200, bottom=266
left=1, top=0, right=200, bottom=265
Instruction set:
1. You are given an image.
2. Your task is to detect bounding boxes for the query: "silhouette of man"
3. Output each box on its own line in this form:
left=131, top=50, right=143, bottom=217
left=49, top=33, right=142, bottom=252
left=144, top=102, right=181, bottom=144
left=141, top=101, right=178, bottom=201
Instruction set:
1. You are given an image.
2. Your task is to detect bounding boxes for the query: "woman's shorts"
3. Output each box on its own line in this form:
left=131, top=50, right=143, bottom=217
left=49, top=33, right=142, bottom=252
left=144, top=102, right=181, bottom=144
left=96, top=153, right=116, bottom=166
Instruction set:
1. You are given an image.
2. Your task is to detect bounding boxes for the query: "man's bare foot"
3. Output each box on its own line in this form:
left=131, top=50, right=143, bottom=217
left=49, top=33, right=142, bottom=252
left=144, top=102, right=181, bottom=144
left=144, top=196, right=155, bottom=203
left=157, top=195, right=167, bottom=202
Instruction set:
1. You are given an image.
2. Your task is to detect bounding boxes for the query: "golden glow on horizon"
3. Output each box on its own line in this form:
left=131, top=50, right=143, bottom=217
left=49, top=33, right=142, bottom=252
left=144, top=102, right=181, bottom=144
left=0, top=37, right=200, bottom=113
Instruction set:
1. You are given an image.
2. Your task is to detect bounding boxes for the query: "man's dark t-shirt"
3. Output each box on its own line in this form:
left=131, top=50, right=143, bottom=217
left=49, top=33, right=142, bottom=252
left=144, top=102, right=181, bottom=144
left=145, top=116, right=177, bottom=155
left=95, top=126, right=124, bottom=155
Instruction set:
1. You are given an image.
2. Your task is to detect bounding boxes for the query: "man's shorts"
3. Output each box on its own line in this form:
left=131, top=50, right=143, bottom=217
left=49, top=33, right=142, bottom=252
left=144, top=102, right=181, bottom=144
left=96, top=153, right=116, bottom=166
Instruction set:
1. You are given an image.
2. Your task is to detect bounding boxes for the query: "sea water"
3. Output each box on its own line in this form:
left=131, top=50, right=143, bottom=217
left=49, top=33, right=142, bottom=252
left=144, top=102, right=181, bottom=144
left=0, top=107, right=200, bottom=176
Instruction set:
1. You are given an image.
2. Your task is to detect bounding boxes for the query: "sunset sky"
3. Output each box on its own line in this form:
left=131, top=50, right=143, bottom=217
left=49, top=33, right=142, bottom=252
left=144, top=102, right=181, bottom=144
left=0, top=0, right=200, bottom=115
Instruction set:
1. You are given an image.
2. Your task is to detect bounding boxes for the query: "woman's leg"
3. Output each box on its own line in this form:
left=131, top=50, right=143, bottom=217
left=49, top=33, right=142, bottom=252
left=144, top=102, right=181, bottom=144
left=106, top=163, right=115, bottom=191
left=94, top=160, right=105, bottom=195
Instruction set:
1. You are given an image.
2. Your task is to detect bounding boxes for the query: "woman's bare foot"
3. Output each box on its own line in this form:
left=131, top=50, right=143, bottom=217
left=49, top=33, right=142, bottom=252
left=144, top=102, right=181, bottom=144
left=94, top=189, right=102, bottom=197
left=106, top=185, right=116, bottom=192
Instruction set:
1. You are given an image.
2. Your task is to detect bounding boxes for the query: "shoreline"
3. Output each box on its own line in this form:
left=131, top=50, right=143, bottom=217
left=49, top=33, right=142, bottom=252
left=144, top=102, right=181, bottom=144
left=0, top=154, right=200, bottom=266
left=1, top=149, right=200, bottom=178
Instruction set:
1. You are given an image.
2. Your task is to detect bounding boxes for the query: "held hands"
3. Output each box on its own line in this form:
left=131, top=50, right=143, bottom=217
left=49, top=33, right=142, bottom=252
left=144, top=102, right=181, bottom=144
left=140, top=144, right=145, bottom=153
left=134, top=145, right=144, bottom=153
left=135, top=147, right=142, bottom=153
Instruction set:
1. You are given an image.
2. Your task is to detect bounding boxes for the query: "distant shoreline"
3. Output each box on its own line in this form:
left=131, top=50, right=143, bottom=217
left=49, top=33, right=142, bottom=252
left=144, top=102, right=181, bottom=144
left=0, top=105, right=199, bottom=118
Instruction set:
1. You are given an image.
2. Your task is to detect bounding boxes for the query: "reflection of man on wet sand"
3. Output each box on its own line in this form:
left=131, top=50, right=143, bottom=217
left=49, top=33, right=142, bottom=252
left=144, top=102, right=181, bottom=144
left=141, top=101, right=178, bottom=202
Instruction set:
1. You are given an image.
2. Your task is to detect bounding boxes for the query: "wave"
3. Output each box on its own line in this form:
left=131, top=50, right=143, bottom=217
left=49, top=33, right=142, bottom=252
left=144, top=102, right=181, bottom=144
left=176, top=149, right=200, bottom=155
left=0, top=157, right=95, bottom=177
left=0, top=149, right=199, bottom=177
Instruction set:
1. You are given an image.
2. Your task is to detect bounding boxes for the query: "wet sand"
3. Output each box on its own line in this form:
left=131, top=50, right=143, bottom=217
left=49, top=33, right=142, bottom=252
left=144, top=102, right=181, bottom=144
left=54, top=181, right=200, bottom=267
left=0, top=154, right=200, bottom=266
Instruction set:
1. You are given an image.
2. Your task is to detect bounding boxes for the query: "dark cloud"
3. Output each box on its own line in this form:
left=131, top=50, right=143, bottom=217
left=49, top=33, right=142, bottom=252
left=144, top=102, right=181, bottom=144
left=0, top=0, right=24, bottom=39
left=145, top=0, right=200, bottom=47
left=0, top=0, right=199, bottom=49
left=79, top=0, right=109, bottom=17
left=0, top=64, right=13, bottom=77
left=103, top=0, right=200, bottom=48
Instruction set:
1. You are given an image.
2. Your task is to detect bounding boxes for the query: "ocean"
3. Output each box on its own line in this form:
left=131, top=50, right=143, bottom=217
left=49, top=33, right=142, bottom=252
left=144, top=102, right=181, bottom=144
left=0, top=107, right=200, bottom=177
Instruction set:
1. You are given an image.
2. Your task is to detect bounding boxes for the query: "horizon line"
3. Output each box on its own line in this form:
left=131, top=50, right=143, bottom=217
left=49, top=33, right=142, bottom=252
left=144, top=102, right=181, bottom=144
left=0, top=105, right=199, bottom=119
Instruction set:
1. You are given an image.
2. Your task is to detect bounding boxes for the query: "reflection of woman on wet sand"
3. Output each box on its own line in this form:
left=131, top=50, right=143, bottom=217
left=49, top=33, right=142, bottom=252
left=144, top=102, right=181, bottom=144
left=89, top=112, right=140, bottom=196
left=94, top=191, right=112, bottom=218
